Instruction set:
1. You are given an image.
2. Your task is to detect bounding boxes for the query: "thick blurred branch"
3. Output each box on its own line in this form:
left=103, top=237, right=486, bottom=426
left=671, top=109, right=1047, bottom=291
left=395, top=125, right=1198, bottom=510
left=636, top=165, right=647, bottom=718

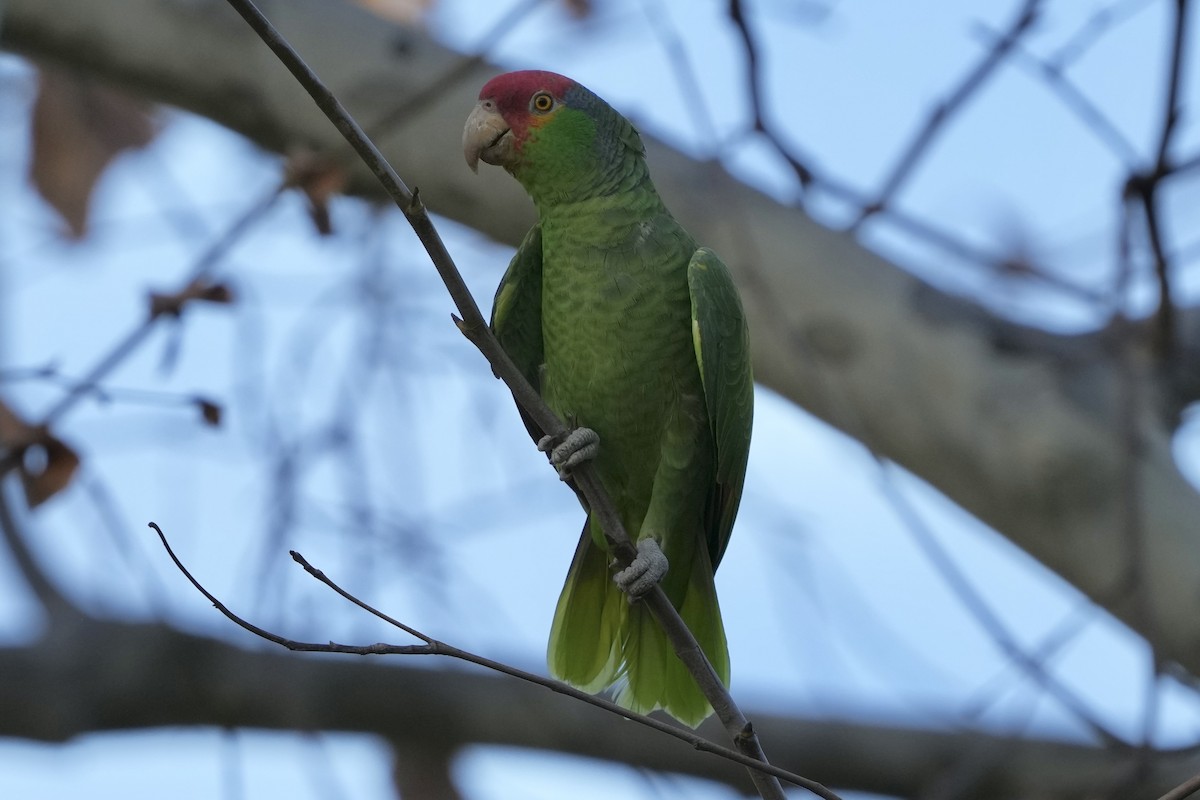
left=2, top=616, right=1199, bottom=799
left=0, top=481, right=72, bottom=615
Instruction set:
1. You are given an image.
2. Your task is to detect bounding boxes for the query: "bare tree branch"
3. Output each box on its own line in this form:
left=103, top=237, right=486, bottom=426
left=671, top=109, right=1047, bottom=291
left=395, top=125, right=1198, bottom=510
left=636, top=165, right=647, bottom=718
left=0, top=190, right=275, bottom=480
left=0, top=479, right=72, bottom=615
left=1128, top=0, right=1190, bottom=360
left=875, top=461, right=1130, bottom=750
left=5, top=612, right=1196, bottom=798
left=148, top=521, right=840, bottom=799
left=1050, top=0, right=1158, bottom=69
left=726, top=0, right=815, bottom=194
left=978, top=29, right=1139, bottom=167
left=849, top=0, right=1041, bottom=232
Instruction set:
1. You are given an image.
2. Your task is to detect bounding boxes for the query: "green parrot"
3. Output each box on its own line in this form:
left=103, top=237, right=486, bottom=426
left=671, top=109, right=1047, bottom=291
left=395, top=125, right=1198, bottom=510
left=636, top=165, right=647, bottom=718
left=463, top=70, right=753, bottom=727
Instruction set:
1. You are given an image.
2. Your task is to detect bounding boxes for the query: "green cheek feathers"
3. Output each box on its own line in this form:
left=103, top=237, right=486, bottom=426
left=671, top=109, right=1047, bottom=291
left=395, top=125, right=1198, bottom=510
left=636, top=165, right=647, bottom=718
left=513, top=108, right=599, bottom=201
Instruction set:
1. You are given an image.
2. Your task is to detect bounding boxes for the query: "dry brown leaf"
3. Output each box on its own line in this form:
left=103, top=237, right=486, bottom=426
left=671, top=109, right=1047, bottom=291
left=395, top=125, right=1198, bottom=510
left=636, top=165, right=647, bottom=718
left=30, top=67, right=157, bottom=239
left=563, top=0, right=593, bottom=17
left=0, top=400, right=30, bottom=446
left=352, top=0, right=432, bottom=25
left=0, top=398, right=80, bottom=507
left=21, top=437, right=81, bottom=509
left=285, top=150, right=348, bottom=236
left=148, top=279, right=236, bottom=319
left=197, top=398, right=223, bottom=427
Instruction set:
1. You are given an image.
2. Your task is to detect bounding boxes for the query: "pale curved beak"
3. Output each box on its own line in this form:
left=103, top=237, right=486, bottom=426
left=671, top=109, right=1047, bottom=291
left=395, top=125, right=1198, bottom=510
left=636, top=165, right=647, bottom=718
left=463, top=100, right=512, bottom=173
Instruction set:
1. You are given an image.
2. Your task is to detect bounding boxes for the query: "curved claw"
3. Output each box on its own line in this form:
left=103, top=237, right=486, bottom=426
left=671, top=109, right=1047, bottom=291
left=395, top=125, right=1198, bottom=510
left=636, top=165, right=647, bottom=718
left=538, top=427, right=599, bottom=479
left=615, top=538, right=669, bottom=600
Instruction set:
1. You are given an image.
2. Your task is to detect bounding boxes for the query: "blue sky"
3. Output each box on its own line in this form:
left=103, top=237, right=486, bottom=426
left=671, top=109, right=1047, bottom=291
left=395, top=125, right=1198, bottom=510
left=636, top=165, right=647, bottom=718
left=2, top=0, right=1199, bottom=798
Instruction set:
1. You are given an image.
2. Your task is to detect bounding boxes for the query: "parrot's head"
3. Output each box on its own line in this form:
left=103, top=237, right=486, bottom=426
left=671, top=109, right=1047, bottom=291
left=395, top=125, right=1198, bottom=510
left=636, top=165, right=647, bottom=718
left=463, top=70, right=644, bottom=204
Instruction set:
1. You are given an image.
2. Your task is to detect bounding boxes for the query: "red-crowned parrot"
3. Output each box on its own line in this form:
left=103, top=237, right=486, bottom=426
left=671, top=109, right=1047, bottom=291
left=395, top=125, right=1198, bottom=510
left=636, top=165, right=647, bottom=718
left=463, top=70, right=753, bottom=727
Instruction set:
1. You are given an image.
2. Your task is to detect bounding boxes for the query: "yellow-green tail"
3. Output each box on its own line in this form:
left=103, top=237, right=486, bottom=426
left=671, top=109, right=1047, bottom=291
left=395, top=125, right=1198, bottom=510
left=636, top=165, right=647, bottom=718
left=547, top=527, right=729, bottom=728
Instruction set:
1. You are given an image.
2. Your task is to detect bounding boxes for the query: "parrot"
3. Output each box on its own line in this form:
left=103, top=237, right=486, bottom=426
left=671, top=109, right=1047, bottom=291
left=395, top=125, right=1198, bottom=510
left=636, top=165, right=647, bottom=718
left=463, top=70, right=753, bottom=727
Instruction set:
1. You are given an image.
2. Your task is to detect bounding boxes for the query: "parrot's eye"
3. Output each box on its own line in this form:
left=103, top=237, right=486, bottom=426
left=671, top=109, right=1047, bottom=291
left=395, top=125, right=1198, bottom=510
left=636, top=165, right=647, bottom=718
left=530, top=91, right=555, bottom=114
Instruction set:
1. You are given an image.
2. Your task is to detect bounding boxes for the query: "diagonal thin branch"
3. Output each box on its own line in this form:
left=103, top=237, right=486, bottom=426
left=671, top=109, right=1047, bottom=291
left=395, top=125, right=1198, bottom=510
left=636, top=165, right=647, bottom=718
left=1171, top=148, right=1200, bottom=176
left=848, top=0, right=1041, bottom=232
left=641, top=0, right=720, bottom=148
left=218, top=2, right=799, bottom=798
left=0, top=187, right=281, bottom=481
left=0, top=478, right=74, bottom=615
left=39, top=190, right=279, bottom=431
left=1160, top=772, right=1200, bottom=800
left=876, top=461, right=1130, bottom=749
left=1049, top=0, right=1157, bottom=70
left=983, top=30, right=1139, bottom=167
left=722, top=0, right=1103, bottom=305
left=147, top=521, right=840, bottom=799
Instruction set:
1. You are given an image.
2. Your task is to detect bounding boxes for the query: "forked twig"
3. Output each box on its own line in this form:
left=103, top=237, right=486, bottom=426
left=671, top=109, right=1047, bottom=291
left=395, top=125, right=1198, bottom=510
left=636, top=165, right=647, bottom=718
left=0, top=188, right=280, bottom=480
left=148, top=521, right=839, bottom=799
left=1131, top=0, right=1189, bottom=360
left=848, top=0, right=1041, bottom=232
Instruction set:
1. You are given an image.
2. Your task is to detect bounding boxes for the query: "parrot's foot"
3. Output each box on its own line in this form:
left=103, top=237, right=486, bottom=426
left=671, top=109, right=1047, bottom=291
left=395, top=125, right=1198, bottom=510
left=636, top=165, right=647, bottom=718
left=615, top=538, right=669, bottom=600
left=537, top=426, right=599, bottom=480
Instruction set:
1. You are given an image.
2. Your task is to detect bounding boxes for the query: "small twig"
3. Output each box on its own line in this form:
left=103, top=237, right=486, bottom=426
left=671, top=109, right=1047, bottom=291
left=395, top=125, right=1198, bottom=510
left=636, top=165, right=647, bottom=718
left=1, top=362, right=222, bottom=423
left=848, top=0, right=1041, bottom=232
left=1049, top=0, right=1157, bottom=70
left=640, top=0, right=720, bottom=147
left=1133, top=0, right=1189, bottom=361
left=983, top=30, right=1139, bottom=167
left=1150, top=13, right=1187, bottom=147
left=721, top=1, right=1104, bottom=306
left=0, top=187, right=280, bottom=481
left=147, top=522, right=841, bottom=799
left=876, top=461, right=1131, bottom=749
left=959, top=601, right=1096, bottom=718
left=1172, top=149, right=1200, bottom=176
left=1138, top=180, right=1176, bottom=360
left=726, top=1, right=764, bottom=135
left=220, top=2, right=794, bottom=797
left=813, top=160, right=1104, bottom=301
left=728, top=0, right=814, bottom=188
left=0, top=480, right=75, bottom=615
left=40, top=192, right=277, bottom=431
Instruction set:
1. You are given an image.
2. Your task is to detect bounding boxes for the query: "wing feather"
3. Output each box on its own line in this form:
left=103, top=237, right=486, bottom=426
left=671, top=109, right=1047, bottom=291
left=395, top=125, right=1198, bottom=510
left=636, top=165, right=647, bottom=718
left=687, top=248, right=753, bottom=568
left=491, top=224, right=546, bottom=442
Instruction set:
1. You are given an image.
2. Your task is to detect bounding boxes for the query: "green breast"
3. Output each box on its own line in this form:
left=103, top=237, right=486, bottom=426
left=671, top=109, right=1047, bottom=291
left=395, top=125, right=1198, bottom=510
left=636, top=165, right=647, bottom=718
left=538, top=201, right=700, bottom=515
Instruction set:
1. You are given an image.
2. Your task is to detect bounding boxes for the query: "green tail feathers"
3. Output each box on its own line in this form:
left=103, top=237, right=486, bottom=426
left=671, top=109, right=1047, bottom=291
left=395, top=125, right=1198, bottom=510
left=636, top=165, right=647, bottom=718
left=547, top=527, right=729, bottom=728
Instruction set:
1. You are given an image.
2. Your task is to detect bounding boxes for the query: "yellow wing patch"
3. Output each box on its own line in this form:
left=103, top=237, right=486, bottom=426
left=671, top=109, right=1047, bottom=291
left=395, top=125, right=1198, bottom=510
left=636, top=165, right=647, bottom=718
left=691, top=318, right=705, bottom=393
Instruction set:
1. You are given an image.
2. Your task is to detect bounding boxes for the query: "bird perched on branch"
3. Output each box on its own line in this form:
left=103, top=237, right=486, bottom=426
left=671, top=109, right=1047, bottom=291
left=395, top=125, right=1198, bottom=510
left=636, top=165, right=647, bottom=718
left=463, top=70, right=753, bottom=727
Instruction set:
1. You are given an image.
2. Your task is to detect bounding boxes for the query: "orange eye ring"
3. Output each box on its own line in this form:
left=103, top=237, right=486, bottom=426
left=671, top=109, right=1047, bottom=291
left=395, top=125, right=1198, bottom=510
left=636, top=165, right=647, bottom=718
left=531, top=92, right=555, bottom=113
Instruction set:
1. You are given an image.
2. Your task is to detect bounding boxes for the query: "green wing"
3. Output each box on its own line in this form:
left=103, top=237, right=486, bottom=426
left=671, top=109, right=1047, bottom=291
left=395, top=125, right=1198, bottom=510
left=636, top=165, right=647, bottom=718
left=687, top=247, right=753, bottom=569
left=490, top=224, right=545, bottom=438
